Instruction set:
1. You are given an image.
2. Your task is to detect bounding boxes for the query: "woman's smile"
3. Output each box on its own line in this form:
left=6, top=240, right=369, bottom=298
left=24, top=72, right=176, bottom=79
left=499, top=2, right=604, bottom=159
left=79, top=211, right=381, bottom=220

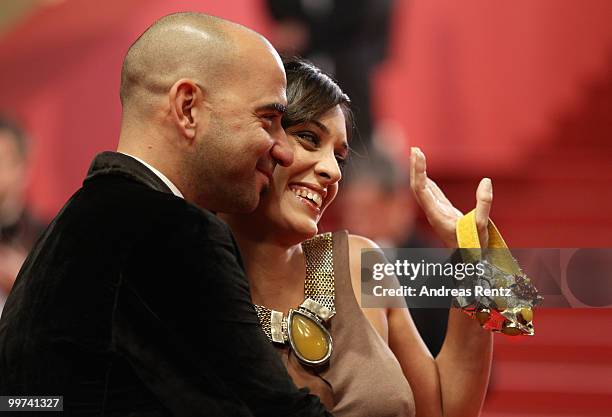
left=289, top=183, right=326, bottom=208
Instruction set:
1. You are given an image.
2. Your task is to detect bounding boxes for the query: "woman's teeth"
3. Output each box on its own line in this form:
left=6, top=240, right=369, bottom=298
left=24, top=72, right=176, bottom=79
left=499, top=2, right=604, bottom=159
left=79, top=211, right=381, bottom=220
left=291, top=188, right=322, bottom=208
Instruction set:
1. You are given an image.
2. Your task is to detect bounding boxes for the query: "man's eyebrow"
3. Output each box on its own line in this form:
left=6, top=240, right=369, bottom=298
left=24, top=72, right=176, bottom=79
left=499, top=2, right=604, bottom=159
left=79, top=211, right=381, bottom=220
left=255, top=103, right=287, bottom=114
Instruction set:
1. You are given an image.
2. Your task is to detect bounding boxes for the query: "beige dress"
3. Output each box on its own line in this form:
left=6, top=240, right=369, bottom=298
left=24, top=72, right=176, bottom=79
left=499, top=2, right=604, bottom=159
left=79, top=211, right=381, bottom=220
left=272, top=231, right=415, bottom=417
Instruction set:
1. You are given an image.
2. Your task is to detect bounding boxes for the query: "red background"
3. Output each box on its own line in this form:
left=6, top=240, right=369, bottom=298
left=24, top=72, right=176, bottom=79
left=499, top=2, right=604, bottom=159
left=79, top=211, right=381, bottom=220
left=1, top=1, right=611, bottom=415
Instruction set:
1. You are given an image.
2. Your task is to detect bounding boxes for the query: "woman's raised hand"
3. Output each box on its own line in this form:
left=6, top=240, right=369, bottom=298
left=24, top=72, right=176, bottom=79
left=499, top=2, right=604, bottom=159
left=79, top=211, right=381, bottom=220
left=409, top=147, right=492, bottom=248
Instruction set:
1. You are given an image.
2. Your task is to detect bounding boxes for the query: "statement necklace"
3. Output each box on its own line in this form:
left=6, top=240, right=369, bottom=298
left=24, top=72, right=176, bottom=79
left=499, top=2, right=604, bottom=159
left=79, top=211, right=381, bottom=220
left=254, top=233, right=336, bottom=367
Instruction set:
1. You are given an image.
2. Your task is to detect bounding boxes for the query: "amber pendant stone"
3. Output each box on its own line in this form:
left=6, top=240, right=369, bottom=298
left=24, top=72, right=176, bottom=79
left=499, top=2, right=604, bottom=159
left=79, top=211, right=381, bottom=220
left=289, top=311, right=330, bottom=363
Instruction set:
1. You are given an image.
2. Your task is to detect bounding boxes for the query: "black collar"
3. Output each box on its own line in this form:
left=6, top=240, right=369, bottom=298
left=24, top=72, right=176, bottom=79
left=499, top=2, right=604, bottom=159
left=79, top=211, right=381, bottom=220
left=84, top=151, right=173, bottom=194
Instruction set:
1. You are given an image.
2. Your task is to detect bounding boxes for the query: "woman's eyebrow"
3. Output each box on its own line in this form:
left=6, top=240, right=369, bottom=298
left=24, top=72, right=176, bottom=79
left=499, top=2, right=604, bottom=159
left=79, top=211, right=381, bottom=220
left=310, top=119, right=329, bottom=134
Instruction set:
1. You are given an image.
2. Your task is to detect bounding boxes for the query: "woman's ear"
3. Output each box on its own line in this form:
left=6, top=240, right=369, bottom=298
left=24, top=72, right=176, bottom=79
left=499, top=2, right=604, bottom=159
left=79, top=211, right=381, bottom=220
left=169, top=78, right=202, bottom=140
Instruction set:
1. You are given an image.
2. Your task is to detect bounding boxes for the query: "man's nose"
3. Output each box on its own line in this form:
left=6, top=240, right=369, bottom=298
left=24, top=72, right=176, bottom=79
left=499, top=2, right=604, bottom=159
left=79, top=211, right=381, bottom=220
left=270, top=127, right=294, bottom=167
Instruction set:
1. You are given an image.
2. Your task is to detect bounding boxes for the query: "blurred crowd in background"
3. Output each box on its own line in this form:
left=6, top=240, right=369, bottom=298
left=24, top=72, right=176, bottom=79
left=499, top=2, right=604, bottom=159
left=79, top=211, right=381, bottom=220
left=0, top=118, right=46, bottom=310
left=1, top=1, right=612, bottom=415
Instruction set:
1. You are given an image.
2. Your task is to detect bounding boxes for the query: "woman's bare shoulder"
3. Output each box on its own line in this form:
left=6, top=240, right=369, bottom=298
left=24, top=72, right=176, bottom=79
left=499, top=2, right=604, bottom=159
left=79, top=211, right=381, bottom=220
left=347, top=234, right=380, bottom=251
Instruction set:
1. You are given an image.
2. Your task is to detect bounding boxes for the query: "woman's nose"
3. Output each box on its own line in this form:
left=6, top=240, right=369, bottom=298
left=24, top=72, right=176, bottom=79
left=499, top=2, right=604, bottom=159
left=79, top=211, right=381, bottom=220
left=315, top=153, right=342, bottom=184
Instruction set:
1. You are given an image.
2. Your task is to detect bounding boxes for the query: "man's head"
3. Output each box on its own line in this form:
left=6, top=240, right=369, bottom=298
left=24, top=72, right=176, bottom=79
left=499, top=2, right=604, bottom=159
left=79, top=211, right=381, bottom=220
left=0, top=117, right=28, bottom=224
left=118, top=12, right=293, bottom=213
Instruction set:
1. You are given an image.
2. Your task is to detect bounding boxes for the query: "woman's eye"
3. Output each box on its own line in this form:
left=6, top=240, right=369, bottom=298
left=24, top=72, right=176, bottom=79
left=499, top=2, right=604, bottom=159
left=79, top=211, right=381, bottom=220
left=336, top=155, right=348, bottom=170
left=296, top=132, right=319, bottom=146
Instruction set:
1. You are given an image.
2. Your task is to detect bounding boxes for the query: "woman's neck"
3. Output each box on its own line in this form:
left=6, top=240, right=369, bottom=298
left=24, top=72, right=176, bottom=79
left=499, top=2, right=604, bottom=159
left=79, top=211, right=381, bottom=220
left=231, top=227, right=309, bottom=313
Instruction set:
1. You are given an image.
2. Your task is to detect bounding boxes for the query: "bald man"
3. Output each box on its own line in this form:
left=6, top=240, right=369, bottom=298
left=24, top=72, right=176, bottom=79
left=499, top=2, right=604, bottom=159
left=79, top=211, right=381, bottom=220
left=0, top=13, right=332, bottom=417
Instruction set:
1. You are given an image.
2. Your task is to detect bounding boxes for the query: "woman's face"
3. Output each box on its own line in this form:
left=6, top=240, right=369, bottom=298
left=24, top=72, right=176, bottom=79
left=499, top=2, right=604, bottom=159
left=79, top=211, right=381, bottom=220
left=250, top=104, right=349, bottom=241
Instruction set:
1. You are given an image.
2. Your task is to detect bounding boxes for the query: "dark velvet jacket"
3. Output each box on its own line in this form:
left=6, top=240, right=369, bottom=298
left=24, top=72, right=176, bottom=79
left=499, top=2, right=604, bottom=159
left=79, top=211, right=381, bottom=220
left=0, top=152, right=332, bottom=417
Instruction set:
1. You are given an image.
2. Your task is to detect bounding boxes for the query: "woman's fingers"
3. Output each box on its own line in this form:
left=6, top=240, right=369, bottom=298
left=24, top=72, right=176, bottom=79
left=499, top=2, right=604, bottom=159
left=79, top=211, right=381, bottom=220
left=410, top=148, right=442, bottom=216
left=411, top=147, right=461, bottom=218
left=475, top=178, right=493, bottom=247
left=410, top=147, right=427, bottom=193
left=410, top=147, right=417, bottom=190
left=410, top=147, right=493, bottom=248
left=427, top=178, right=463, bottom=217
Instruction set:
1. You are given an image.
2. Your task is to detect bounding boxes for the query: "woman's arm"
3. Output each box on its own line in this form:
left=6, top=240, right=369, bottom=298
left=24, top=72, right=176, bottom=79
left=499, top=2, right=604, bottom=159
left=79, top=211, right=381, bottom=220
left=346, top=146, right=496, bottom=416
left=388, top=303, right=492, bottom=417
left=348, top=235, right=492, bottom=417
left=408, top=146, right=495, bottom=416
left=435, top=308, right=493, bottom=417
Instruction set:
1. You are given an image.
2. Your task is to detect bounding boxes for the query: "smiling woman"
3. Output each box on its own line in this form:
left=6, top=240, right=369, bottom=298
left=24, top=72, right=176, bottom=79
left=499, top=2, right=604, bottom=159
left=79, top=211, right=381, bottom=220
left=220, top=58, right=493, bottom=417
left=220, top=58, right=416, bottom=416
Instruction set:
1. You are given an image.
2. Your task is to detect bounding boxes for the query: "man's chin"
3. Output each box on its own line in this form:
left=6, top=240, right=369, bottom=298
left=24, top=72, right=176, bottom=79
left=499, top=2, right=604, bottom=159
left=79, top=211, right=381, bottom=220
left=236, top=191, right=261, bottom=214
left=218, top=181, right=269, bottom=214
left=228, top=198, right=257, bottom=214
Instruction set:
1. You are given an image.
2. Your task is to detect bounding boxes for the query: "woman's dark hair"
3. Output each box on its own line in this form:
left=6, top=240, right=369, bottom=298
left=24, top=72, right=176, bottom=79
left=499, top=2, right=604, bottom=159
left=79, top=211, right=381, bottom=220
left=283, top=57, right=353, bottom=142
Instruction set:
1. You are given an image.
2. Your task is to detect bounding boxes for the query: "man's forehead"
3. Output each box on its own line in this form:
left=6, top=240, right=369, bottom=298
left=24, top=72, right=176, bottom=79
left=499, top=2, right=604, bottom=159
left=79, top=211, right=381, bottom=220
left=250, top=81, right=287, bottom=107
left=236, top=39, right=285, bottom=82
left=224, top=44, right=287, bottom=107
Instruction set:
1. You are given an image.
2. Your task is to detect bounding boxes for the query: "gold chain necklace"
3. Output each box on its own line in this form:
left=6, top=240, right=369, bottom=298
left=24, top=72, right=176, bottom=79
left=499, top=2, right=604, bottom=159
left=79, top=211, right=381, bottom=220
left=254, top=233, right=336, bottom=366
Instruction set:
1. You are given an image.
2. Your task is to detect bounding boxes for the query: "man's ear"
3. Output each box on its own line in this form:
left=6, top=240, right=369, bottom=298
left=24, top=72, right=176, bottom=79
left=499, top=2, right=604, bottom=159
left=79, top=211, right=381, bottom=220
left=169, top=79, right=203, bottom=140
